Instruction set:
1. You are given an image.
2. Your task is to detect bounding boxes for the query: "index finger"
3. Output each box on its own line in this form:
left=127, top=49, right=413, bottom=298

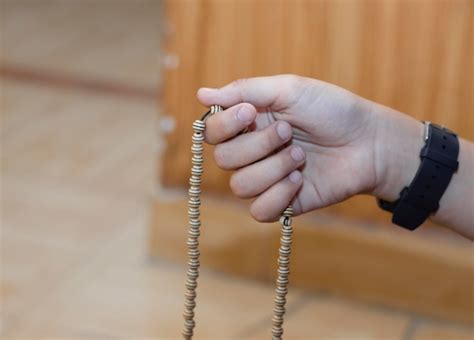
left=204, top=103, right=257, bottom=144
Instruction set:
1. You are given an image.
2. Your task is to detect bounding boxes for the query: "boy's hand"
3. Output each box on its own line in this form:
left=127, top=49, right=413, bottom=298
left=197, top=75, right=414, bottom=222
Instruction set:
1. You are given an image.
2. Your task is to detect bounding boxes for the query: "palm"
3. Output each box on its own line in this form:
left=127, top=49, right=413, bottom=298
left=252, top=88, right=376, bottom=214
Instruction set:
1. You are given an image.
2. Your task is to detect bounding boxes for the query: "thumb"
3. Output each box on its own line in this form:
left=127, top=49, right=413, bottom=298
left=197, top=75, right=297, bottom=109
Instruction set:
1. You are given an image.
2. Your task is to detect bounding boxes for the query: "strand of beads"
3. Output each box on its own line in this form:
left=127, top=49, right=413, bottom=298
left=271, top=205, right=293, bottom=340
left=182, top=118, right=205, bottom=339
left=182, top=105, right=294, bottom=340
left=182, top=105, right=222, bottom=339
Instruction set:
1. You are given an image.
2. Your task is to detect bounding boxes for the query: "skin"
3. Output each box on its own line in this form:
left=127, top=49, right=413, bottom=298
left=197, top=75, right=474, bottom=240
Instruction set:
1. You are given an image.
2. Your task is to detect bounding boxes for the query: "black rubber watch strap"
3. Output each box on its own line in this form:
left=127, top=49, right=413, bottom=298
left=379, top=122, right=459, bottom=230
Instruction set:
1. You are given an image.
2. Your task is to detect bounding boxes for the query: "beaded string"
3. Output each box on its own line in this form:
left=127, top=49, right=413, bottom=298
left=272, top=205, right=293, bottom=339
left=182, top=105, right=294, bottom=339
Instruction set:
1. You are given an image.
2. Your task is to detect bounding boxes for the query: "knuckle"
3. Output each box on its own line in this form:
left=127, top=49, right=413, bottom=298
left=279, top=74, right=307, bottom=106
left=233, top=78, right=248, bottom=88
left=267, top=149, right=288, bottom=174
left=279, top=152, right=291, bottom=171
left=264, top=132, right=275, bottom=152
left=282, top=74, right=300, bottom=85
left=232, top=78, right=248, bottom=101
left=261, top=126, right=279, bottom=152
left=284, top=74, right=306, bottom=89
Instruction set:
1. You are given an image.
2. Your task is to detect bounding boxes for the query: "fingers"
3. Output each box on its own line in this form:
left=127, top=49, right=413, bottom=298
left=250, top=171, right=303, bottom=222
left=197, top=75, right=302, bottom=109
left=204, top=103, right=256, bottom=144
left=214, top=121, right=293, bottom=170
left=230, top=145, right=306, bottom=198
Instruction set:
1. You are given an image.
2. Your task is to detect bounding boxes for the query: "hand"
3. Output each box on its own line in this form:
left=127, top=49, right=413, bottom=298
left=197, top=74, right=474, bottom=240
left=197, top=75, right=380, bottom=222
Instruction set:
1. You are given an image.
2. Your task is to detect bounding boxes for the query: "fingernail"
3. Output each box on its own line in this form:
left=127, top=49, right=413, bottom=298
left=237, top=106, right=252, bottom=122
left=277, top=122, right=292, bottom=140
left=290, top=146, right=305, bottom=162
left=289, top=171, right=302, bottom=183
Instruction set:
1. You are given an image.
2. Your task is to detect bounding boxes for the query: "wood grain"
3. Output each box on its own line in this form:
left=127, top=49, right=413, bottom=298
left=160, top=0, right=473, bottom=223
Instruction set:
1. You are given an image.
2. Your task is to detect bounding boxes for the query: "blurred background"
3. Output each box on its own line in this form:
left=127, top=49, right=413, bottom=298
left=1, top=0, right=472, bottom=339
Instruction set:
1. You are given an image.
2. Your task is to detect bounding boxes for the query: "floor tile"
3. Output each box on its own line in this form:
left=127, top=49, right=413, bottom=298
left=411, top=322, right=473, bottom=340
left=248, top=296, right=410, bottom=339
left=4, top=217, right=303, bottom=338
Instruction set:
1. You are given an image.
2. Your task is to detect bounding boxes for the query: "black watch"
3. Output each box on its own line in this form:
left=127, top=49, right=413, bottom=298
left=378, top=122, right=459, bottom=230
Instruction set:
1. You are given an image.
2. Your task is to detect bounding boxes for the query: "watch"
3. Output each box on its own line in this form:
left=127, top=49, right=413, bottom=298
left=378, top=121, right=459, bottom=230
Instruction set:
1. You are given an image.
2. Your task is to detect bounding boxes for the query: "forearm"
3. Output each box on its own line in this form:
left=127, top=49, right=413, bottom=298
left=371, top=101, right=474, bottom=239
left=432, top=138, right=474, bottom=238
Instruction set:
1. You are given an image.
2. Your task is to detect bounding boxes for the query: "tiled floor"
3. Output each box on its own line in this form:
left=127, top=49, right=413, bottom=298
left=0, top=1, right=472, bottom=339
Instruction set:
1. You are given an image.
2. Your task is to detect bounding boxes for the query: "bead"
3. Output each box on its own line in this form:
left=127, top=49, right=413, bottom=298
left=271, top=205, right=293, bottom=339
left=183, top=110, right=294, bottom=340
left=183, top=118, right=208, bottom=339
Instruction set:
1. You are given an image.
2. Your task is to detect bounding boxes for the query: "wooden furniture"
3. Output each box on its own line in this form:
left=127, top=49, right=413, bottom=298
left=152, top=0, right=473, bottom=324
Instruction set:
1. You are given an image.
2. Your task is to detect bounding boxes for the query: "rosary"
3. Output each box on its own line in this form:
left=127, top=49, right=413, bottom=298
left=182, top=105, right=294, bottom=339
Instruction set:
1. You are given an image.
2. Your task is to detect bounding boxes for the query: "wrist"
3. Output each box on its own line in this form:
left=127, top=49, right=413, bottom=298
left=431, top=138, right=474, bottom=237
left=371, top=104, right=425, bottom=201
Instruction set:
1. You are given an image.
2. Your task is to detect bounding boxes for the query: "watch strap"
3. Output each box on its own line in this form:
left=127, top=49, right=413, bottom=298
left=379, top=122, right=459, bottom=230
